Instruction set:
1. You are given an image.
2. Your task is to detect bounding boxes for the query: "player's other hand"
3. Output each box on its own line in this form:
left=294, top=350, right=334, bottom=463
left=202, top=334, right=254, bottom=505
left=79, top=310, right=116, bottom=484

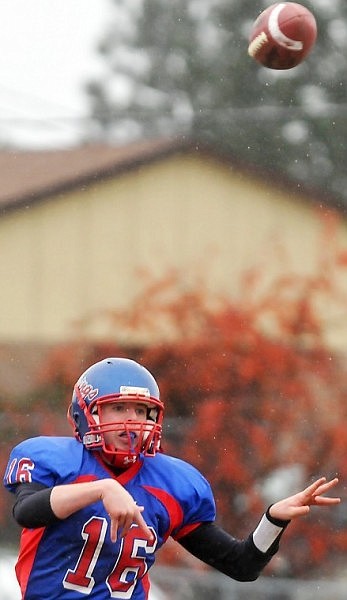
left=269, top=477, right=340, bottom=521
left=100, top=479, right=153, bottom=543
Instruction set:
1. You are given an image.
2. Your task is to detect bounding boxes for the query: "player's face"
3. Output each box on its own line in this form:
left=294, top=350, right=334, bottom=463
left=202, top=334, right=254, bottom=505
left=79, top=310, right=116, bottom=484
left=99, top=401, right=148, bottom=451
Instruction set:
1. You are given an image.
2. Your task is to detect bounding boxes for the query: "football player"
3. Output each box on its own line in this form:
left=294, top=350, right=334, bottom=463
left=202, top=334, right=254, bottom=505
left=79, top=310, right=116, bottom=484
left=4, top=357, right=340, bottom=599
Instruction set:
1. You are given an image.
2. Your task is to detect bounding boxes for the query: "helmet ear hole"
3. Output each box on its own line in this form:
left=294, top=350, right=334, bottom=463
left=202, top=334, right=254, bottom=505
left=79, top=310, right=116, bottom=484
left=67, top=404, right=83, bottom=442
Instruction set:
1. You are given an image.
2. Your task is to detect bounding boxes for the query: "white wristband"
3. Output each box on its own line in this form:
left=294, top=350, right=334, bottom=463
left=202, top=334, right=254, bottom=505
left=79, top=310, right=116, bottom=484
left=252, top=513, right=284, bottom=553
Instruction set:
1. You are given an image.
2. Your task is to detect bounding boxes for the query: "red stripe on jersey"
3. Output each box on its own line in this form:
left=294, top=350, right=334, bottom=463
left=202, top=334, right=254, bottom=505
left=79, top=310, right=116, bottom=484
left=16, top=527, right=46, bottom=597
left=174, top=521, right=201, bottom=540
left=142, top=486, right=184, bottom=540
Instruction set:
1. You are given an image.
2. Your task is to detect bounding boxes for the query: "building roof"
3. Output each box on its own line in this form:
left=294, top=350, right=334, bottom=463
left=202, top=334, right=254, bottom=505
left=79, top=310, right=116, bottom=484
left=0, top=137, right=187, bottom=213
left=0, top=136, right=342, bottom=215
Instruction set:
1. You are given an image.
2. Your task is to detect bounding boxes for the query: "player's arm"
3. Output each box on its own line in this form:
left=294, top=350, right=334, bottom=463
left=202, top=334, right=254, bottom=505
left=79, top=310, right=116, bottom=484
left=179, top=476, right=340, bottom=582
left=179, top=508, right=287, bottom=582
left=13, top=482, right=58, bottom=527
left=12, top=481, right=119, bottom=528
left=12, top=478, right=153, bottom=542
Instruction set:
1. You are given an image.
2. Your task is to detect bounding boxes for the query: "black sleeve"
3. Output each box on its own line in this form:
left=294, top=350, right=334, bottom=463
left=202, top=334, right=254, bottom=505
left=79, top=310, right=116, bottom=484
left=12, top=482, right=60, bottom=528
left=178, top=521, right=281, bottom=582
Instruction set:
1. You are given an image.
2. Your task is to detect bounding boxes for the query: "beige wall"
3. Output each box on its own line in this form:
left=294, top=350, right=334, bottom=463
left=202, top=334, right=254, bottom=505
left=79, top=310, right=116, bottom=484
left=1, top=152, right=347, bottom=349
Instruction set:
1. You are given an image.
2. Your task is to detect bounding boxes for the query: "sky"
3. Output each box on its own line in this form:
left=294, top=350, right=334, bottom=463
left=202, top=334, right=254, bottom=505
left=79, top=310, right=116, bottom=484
left=0, top=0, right=112, bottom=149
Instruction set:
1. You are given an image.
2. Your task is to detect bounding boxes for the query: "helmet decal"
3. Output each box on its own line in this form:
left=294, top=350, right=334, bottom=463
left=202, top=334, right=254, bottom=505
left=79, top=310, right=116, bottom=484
left=77, top=377, right=99, bottom=402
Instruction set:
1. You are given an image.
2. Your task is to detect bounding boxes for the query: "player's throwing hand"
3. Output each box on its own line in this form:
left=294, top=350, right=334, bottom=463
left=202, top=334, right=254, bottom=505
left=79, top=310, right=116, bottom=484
left=269, top=477, right=340, bottom=521
left=100, top=479, right=153, bottom=543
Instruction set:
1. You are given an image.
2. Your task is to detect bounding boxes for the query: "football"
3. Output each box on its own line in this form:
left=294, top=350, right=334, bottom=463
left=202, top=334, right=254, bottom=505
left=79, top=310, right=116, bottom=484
left=248, top=2, right=317, bottom=70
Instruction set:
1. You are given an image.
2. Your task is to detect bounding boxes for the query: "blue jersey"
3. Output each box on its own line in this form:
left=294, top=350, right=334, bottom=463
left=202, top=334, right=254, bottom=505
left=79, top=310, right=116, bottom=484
left=4, top=436, right=216, bottom=599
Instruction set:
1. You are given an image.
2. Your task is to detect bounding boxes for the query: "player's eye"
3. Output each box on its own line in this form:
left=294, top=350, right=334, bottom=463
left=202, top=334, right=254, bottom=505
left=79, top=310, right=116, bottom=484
left=110, top=403, right=125, bottom=413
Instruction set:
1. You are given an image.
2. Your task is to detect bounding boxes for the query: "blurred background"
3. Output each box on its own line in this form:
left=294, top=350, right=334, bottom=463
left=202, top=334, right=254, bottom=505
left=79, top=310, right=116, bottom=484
left=1, top=0, right=347, bottom=598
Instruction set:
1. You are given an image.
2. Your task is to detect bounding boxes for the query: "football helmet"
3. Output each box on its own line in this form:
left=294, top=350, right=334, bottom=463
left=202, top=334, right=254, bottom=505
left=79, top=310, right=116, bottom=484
left=68, top=357, right=164, bottom=468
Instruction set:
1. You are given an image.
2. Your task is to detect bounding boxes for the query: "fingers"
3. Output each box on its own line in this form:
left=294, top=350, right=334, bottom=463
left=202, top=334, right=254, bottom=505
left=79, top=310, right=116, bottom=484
left=303, top=477, right=340, bottom=507
left=313, top=477, right=340, bottom=505
left=110, top=519, right=118, bottom=543
left=270, top=476, right=340, bottom=521
left=313, top=477, right=339, bottom=496
left=133, top=510, right=154, bottom=542
left=303, top=477, right=338, bottom=498
left=287, top=505, right=310, bottom=519
left=313, top=495, right=341, bottom=506
left=302, top=476, right=327, bottom=497
left=101, top=480, right=153, bottom=543
left=109, top=505, right=153, bottom=543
